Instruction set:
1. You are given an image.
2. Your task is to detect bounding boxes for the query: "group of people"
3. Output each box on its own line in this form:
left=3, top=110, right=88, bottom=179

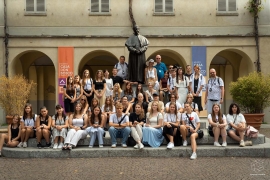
left=0, top=55, right=253, bottom=160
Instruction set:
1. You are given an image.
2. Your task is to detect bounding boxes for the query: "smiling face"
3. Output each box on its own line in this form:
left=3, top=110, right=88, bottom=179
left=84, top=70, right=89, bottom=78
left=232, top=105, right=238, bottom=113
left=209, top=69, right=216, bottom=78
left=169, top=104, right=176, bottom=113
left=40, top=108, right=48, bottom=117
left=25, top=106, right=31, bottom=114
left=93, top=107, right=100, bottom=116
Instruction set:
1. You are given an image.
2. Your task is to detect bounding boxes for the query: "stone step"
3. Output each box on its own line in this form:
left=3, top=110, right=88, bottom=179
left=2, top=138, right=270, bottom=158
left=24, top=129, right=265, bottom=148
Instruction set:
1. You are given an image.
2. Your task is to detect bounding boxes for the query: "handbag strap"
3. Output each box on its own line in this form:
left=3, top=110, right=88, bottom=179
left=186, top=113, right=196, bottom=130
left=118, top=114, right=127, bottom=125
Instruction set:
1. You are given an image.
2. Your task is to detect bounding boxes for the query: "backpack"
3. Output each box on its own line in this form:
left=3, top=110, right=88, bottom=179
left=245, top=125, right=259, bottom=138
left=115, top=62, right=128, bottom=69
left=207, top=76, right=221, bottom=86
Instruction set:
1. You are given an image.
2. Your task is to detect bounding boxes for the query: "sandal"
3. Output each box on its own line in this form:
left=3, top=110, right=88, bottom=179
left=62, top=144, right=68, bottom=150
left=67, top=144, right=72, bottom=150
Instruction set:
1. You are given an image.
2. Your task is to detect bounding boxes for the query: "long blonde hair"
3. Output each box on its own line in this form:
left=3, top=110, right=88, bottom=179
left=82, top=69, right=90, bottom=88
left=149, top=101, right=160, bottom=118
left=113, top=83, right=122, bottom=100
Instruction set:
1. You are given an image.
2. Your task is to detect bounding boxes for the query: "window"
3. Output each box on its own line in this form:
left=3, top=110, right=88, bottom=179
left=217, top=0, right=237, bottom=13
left=90, top=0, right=110, bottom=14
left=154, top=0, right=174, bottom=14
left=25, top=0, right=46, bottom=14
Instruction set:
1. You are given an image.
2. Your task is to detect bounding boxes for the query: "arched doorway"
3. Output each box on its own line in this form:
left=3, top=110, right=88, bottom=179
left=210, top=48, right=254, bottom=113
left=78, top=50, right=119, bottom=78
left=147, top=49, right=187, bottom=69
left=11, top=50, right=56, bottom=114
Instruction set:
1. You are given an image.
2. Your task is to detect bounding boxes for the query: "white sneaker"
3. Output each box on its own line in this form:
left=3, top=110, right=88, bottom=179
left=99, top=145, right=103, bottom=148
left=17, top=142, right=23, bottom=148
left=23, top=142, right=27, bottom=148
left=58, top=143, right=63, bottom=149
left=190, top=152, right=197, bottom=160
left=139, top=143, right=144, bottom=149
left=122, top=144, right=127, bottom=148
left=239, top=140, right=245, bottom=147
left=111, top=144, right=116, bottom=148
left=222, top=142, right=227, bottom=147
left=214, top=142, right=221, bottom=147
left=134, top=144, right=139, bottom=149
left=89, top=145, right=93, bottom=148
left=183, top=140, right=187, bottom=147
left=167, top=142, right=174, bottom=149
left=53, top=143, right=58, bottom=149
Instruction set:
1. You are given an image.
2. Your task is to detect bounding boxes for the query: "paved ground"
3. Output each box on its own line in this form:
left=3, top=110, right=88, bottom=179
left=0, top=157, right=269, bottom=180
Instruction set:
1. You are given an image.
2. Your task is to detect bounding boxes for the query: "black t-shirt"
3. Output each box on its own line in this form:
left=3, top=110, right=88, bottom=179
left=129, top=112, right=146, bottom=124
left=93, top=79, right=106, bottom=90
left=111, top=75, right=124, bottom=86
left=132, top=101, right=148, bottom=115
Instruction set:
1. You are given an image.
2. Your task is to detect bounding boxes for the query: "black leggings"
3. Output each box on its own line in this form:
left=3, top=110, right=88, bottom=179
left=84, top=90, right=93, bottom=105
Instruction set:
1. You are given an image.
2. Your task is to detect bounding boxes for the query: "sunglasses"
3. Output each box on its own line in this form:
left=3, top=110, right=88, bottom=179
left=81, top=99, right=86, bottom=101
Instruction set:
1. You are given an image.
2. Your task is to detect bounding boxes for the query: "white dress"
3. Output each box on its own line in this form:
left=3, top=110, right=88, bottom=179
left=175, top=76, right=189, bottom=104
left=105, top=78, right=113, bottom=97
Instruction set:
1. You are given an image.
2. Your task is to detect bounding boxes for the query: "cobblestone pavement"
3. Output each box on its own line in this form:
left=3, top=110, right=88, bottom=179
left=0, top=157, right=269, bottom=180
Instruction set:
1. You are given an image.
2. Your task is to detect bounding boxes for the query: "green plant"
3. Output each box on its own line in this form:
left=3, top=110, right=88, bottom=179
left=0, top=75, right=36, bottom=116
left=229, top=72, right=270, bottom=113
left=245, top=0, right=264, bottom=17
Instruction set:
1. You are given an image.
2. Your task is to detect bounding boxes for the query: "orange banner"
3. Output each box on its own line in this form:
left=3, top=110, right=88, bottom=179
left=58, top=47, right=74, bottom=106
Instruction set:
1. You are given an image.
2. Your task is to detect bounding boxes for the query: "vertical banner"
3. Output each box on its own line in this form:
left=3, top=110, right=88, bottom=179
left=192, top=46, right=206, bottom=76
left=58, top=47, right=74, bottom=108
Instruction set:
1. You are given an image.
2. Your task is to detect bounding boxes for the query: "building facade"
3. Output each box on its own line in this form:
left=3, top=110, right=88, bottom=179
left=1, top=0, right=270, bottom=123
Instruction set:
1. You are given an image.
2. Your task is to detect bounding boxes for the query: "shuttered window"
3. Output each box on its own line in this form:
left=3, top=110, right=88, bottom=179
left=91, top=0, right=110, bottom=13
left=155, top=0, right=174, bottom=13
left=217, top=0, right=237, bottom=12
left=26, top=0, right=45, bottom=12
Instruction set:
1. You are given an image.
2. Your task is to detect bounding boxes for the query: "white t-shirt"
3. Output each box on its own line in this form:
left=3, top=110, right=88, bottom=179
left=182, top=112, right=200, bottom=128
left=109, top=114, right=129, bottom=124
left=101, top=104, right=116, bottom=113
left=146, top=112, right=163, bottom=126
left=165, top=101, right=182, bottom=110
left=206, top=77, right=224, bottom=100
left=208, top=114, right=227, bottom=125
left=21, top=114, right=37, bottom=127
left=226, top=113, right=246, bottom=129
left=164, top=112, right=181, bottom=123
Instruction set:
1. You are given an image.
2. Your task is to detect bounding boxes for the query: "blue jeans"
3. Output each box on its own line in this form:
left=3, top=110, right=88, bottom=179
left=108, top=127, right=131, bottom=145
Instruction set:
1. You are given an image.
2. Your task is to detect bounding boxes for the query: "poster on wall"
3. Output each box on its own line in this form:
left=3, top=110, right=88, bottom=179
left=191, top=46, right=206, bottom=76
left=58, top=47, right=74, bottom=108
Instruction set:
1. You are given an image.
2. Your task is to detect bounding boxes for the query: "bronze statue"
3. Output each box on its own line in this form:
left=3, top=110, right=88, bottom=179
left=125, top=25, right=149, bottom=84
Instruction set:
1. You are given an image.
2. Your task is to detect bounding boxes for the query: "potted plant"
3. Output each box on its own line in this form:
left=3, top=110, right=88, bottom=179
left=229, top=72, right=270, bottom=130
left=0, top=75, right=36, bottom=124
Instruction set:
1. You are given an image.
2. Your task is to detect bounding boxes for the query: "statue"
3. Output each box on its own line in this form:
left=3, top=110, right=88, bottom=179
left=125, top=25, right=149, bottom=84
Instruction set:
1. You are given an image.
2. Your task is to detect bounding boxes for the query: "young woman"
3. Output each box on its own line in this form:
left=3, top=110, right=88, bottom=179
left=145, top=82, right=157, bottom=103
left=142, top=101, right=164, bottom=148
left=163, top=103, right=181, bottom=149
left=184, top=94, right=199, bottom=114
left=51, top=104, right=69, bottom=149
left=17, top=103, right=36, bottom=148
left=121, top=82, right=135, bottom=103
left=189, top=65, right=205, bottom=113
left=86, top=106, right=105, bottom=148
left=208, top=103, right=227, bottom=147
left=175, top=67, right=189, bottom=104
left=129, top=103, right=146, bottom=149
left=104, top=69, right=113, bottom=98
left=159, top=70, right=169, bottom=103
left=93, top=70, right=107, bottom=107
left=0, top=114, right=21, bottom=156
left=101, top=97, right=116, bottom=125
left=63, top=76, right=76, bottom=116
left=165, top=93, right=183, bottom=113
left=132, top=93, right=148, bottom=115
left=121, top=96, right=132, bottom=115
left=112, top=83, right=122, bottom=104
left=82, top=69, right=93, bottom=105
left=227, top=103, right=252, bottom=147
left=145, top=59, right=159, bottom=91
left=88, top=98, right=99, bottom=117
left=80, top=95, right=89, bottom=115
left=63, top=103, right=88, bottom=150
left=74, top=75, right=83, bottom=103
left=180, top=102, right=201, bottom=160
left=135, top=83, right=145, bottom=102
left=36, top=106, right=52, bottom=148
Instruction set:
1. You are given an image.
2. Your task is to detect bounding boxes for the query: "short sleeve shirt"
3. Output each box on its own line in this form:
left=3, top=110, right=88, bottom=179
left=208, top=114, right=227, bottom=124
left=93, top=79, right=106, bottom=90
left=129, top=112, right=146, bottom=124
left=154, top=62, right=167, bottom=81
left=226, top=113, right=246, bottom=129
left=165, top=102, right=182, bottom=111
left=109, top=114, right=129, bottom=124
left=182, top=112, right=200, bottom=128
left=164, top=112, right=181, bottom=123
left=114, top=62, right=128, bottom=79
left=21, top=114, right=37, bottom=127
left=206, top=77, right=224, bottom=100
left=146, top=112, right=163, bottom=126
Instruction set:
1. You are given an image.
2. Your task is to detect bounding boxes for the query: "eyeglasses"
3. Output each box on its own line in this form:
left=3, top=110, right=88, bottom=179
left=156, top=58, right=161, bottom=59
left=81, top=99, right=86, bottom=101
left=169, top=67, right=173, bottom=69
left=210, top=72, right=215, bottom=74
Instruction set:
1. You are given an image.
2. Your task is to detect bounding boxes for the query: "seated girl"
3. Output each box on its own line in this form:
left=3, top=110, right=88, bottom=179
left=142, top=101, right=164, bottom=147
left=101, top=97, right=116, bottom=128
left=63, top=103, right=88, bottom=150
left=121, top=82, right=135, bottom=103
left=51, top=104, right=69, bottom=149
left=86, top=106, right=105, bottom=148
left=0, top=114, right=21, bottom=156
left=121, top=96, right=132, bottom=115
left=112, top=83, right=122, bottom=105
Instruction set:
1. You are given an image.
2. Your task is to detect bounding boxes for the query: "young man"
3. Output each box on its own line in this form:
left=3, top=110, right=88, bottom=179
left=108, top=103, right=131, bottom=148
left=184, top=65, right=193, bottom=79
left=167, top=68, right=177, bottom=99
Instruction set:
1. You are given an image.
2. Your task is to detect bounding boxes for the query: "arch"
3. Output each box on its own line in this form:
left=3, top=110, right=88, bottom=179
left=147, top=49, right=187, bottom=69
left=10, top=50, right=56, bottom=114
left=78, top=50, right=119, bottom=78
